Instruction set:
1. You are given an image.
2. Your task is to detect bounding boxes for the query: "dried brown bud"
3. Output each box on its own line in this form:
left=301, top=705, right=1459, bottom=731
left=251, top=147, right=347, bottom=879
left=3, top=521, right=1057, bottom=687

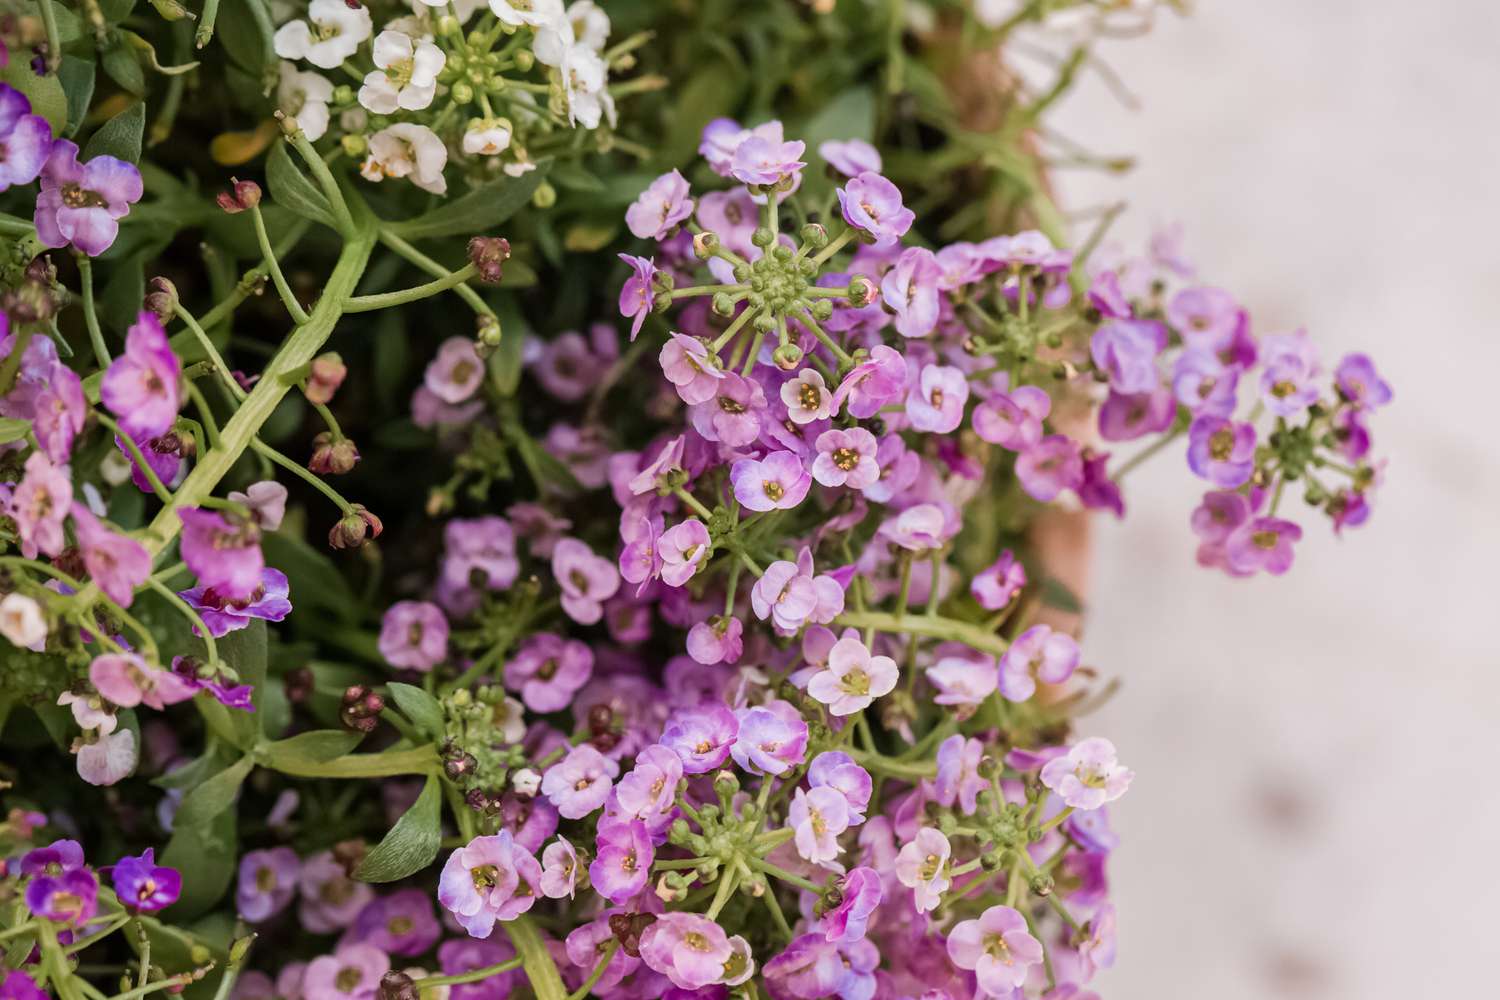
left=217, top=177, right=263, bottom=214
left=467, top=236, right=511, bottom=284
left=340, top=684, right=384, bottom=732
left=144, top=277, right=179, bottom=320
left=304, top=353, right=347, bottom=406
left=376, top=971, right=418, bottom=1000
left=284, top=667, right=314, bottom=704
left=329, top=505, right=383, bottom=550
left=608, top=911, right=656, bottom=957
left=309, top=432, right=360, bottom=475
left=332, top=839, right=366, bottom=877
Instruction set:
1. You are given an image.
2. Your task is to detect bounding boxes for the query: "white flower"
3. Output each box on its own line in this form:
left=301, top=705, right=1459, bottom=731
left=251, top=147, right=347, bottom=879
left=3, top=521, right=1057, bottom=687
left=273, top=0, right=373, bottom=70
left=77, top=728, right=137, bottom=786
left=560, top=42, right=612, bottom=129
left=361, top=123, right=449, bottom=194
left=358, top=30, right=446, bottom=114
left=532, top=1, right=608, bottom=68
left=277, top=62, right=334, bottom=141
left=462, top=118, right=513, bottom=156
left=490, top=0, right=564, bottom=28
left=0, top=593, right=47, bottom=649
left=568, top=1, right=610, bottom=51
left=504, top=158, right=538, bottom=177
left=57, top=689, right=116, bottom=734
left=512, top=767, right=542, bottom=796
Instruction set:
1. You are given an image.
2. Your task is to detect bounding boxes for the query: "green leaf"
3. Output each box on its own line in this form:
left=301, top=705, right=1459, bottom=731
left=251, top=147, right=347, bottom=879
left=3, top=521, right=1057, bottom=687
left=487, top=295, right=529, bottom=397
left=218, top=620, right=269, bottom=744
left=0, top=417, right=32, bottom=444
left=387, top=684, right=444, bottom=741
left=160, top=804, right=236, bottom=920
left=101, top=43, right=145, bottom=95
left=57, top=57, right=96, bottom=139
left=0, top=61, right=69, bottom=135
left=389, top=161, right=552, bottom=241
left=356, top=775, right=441, bottom=883
left=47, top=2, right=83, bottom=43
left=83, top=101, right=146, bottom=164
left=262, top=531, right=358, bottom=625
left=550, top=163, right=604, bottom=193
left=216, top=0, right=276, bottom=79
left=266, top=140, right=337, bottom=230
left=172, top=754, right=253, bottom=831
left=1039, top=576, right=1085, bottom=615
left=259, top=730, right=365, bottom=770
left=153, top=744, right=236, bottom=791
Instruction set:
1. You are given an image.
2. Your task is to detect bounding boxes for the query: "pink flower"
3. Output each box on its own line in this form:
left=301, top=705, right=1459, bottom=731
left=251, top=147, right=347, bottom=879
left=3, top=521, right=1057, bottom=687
left=76, top=728, right=136, bottom=786
left=303, top=943, right=390, bottom=1000
left=437, top=831, right=542, bottom=938
left=540, top=744, right=618, bottom=819
left=443, top=516, right=519, bottom=592
left=880, top=247, right=943, bottom=338
left=70, top=503, right=149, bottom=608
left=731, top=451, right=811, bottom=512
left=730, top=700, right=808, bottom=776
left=504, top=633, right=594, bottom=712
left=660, top=333, right=726, bottom=405
left=905, top=364, right=968, bottom=433
left=820, top=138, right=882, bottom=177
left=806, top=633, right=898, bottom=716
left=617, top=254, right=658, bottom=341
left=89, top=653, right=195, bottom=710
left=926, top=654, right=998, bottom=709
left=552, top=537, right=620, bottom=625
left=377, top=600, right=448, bottom=671
left=639, top=912, right=733, bottom=990
left=837, top=172, right=914, bottom=247
left=972, top=384, right=1051, bottom=451
left=539, top=837, right=580, bottom=899
left=423, top=337, right=485, bottom=404
left=1016, top=434, right=1084, bottom=502
left=831, top=344, right=905, bottom=419
left=878, top=503, right=949, bottom=551
left=894, top=827, right=950, bottom=912
left=998, top=625, right=1080, bottom=702
left=627, top=169, right=695, bottom=240
left=811, top=427, right=879, bottom=489
left=946, top=905, right=1044, bottom=994
left=688, top=372, right=765, bottom=447
left=659, top=518, right=712, bottom=586
left=180, top=508, right=264, bottom=603
left=934, top=735, right=988, bottom=815
left=686, top=615, right=743, bottom=665
left=100, top=312, right=181, bottom=440
left=789, top=786, right=850, bottom=865
left=971, top=550, right=1026, bottom=610
left=1040, top=737, right=1133, bottom=810
left=9, top=451, right=70, bottom=558
left=780, top=368, right=833, bottom=425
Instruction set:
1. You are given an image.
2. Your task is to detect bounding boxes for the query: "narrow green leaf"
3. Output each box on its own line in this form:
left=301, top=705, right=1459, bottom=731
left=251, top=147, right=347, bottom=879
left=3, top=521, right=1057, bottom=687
left=83, top=101, right=146, bottom=164
left=260, top=730, right=365, bottom=770
left=387, top=684, right=444, bottom=742
left=356, top=775, right=441, bottom=883
left=0, top=417, right=32, bottom=444
left=172, top=754, right=253, bottom=831
left=57, top=57, right=96, bottom=139
left=101, top=43, right=145, bottom=96
left=266, top=140, right=337, bottom=230
left=262, top=531, right=358, bottom=624
left=389, top=161, right=552, bottom=241
left=160, top=806, right=236, bottom=920
left=488, top=296, right=529, bottom=397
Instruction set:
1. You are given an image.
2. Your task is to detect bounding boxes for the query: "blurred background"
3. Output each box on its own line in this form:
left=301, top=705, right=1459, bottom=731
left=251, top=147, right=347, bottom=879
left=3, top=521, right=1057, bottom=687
left=1038, top=2, right=1500, bottom=997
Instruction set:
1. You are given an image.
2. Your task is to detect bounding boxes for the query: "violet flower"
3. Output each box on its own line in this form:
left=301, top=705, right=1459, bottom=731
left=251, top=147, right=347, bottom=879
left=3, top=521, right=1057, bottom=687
left=661, top=333, right=726, bottom=405
left=350, top=889, right=441, bottom=956
left=817, top=866, right=882, bottom=943
left=25, top=867, right=98, bottom=925
left=661, top=703, right=739, bottom=773
left=179, top=508, right=264, bottom=603
left=34, top=139, right=142, bottom=256
left=588, top=818, right=654, bottom=903
left=504, top=632, right=594, bottom=712
left=180, top=567, right=291, bottom=638
left=237, top=847, right=300, bottom=922
left=541, top=744, right=619, bottom=819
left=819, top=138, right=882, bottom=177
left=1335, top=352, right=1393, bottom=409
left=1186, top=414, right=1257, bottom=488
left=999, top=625, right=1081, bottom=702
left=303, top=943, right=389, bottom=1000
left=1016, top=434, right=1085, bottom=502
left=437, top=831, right=542, bottom=937
left=1225, top=515, right=1303, bottom=576
left=811, top=427, right=880, bottom=489
left=971, top=550, right=1026, bottom=610
left=552, top=537, right=621, bottom=625
left=946, top=904, right=1044, bottom=995
left=90, top=653, right=196, bottom=710
left=837, top=171, right=914, bottom=248
left=881, top=246, right=943, bottom=338
left=658, top=518, right=712, bottom=586
left=0, top=84, right=54, bottom=190
left=377, top=600, right=448, bottom=671
left=731, top=700, right=808, bottom=776
left=972, top=384, right=1051, bottom=451
left=731, top=450, right=811, bottom=511
left=1040, top=737, right=1134, bottom=810
left=639, top=912, right=733, bottom=991
left=100, top=311, right=181, bottom=441
left=906, top=364, right=968, bottom=433
left=111, top=848, right=181, bottom=913
left=628, top=169, right=695, bottom=240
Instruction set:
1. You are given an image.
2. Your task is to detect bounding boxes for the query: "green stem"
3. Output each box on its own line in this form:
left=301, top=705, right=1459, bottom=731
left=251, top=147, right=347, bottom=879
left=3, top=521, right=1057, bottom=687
left=249, top=438, right=357, bottom=516
left=249, top=204, right=311, bottom=325
left=344, top=263, right=481, bottom=313
left=673, top=487, right=714, bottom=521
left=835, top=610, right=1010, bottom=657
left=175, top=304, right=247, bottom=401
left=0, top=324, right=34, bottom=394
left=36, top=0, right=62, bottom=72
left=288, top=134, right=356, bottom=235
left=194, top=0, right=221, bottom=49
left=751, top=859, right=821, bottom=894
left=705, top=867, right=739, bottom=920
left=565, top=941, right=619, bottom=1000
left=94, top=412, right=175, bottom=504
left=76, top=255, right=110, bottom=367
left=265, top=743, right=436, bottom=778
left=809, top=228, right=855, bottom=267
left=502, top=916, right=567, bottom=1000
left=413, top=957, right=523, bottom=989
left=144, top=577, right=217, bottom=664
left=379, top=230, right=496, bottom=318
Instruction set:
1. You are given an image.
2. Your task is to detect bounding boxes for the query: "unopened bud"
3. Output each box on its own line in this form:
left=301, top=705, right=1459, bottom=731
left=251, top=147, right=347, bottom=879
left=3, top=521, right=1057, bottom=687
left=800, top=222, right=829, bottom=250
left=305, top=353, right=347, bottom=405
left=467, top=237, right=511, bottom=284
left=228, top=934, right=256, bottom=966
left=309, top=432, right=360, bottom=475
left=329, top=505, right=383, bottom=550
left=847, top=275, right=876, bottom=307
left=531, top=181, right=556, bottom=209
left=340, top=685, right=383, bottom=733
left=376, top=971, right=418, bottom=1000
left=810, top=298, right=833, bottom=322
left=476, top=313, right=502, bottom=349
left=693, top=231, right=720, bottom=259
left=143, top=277, right=179, bottom=320
left=772, top=343, right=803, bottom=370
left=216, top=177, right=262, bottom=214
left=751, top=227, right=775, bottom=249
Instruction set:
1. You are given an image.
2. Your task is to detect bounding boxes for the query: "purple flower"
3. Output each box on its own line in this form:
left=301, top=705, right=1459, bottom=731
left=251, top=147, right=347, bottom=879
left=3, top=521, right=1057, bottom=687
left=180, top=567, right=291, bottom=638
left=639, top=912, right=733, bottom=990
left=807, top=751, right=871, bottom=822
left=780, top=368, right=833, bottom=425
left=837, top=172, right=914, bottom=248
left=552, top=537, right=620, bottom=625
left=1167, top=286, right=1240, bottom=347
left=179, top=508, right=264, bottom=603
left=806, top=634, right=898, bottom=716
left=1335, top=353, right=1392, bottom=409
left=686, top=615, right=743, bottom=665
left=946, top=905, right=1044, bottom=994
left=820, top=139, right=882, bottom=177
left=1, top=972, right=47, bottom=1000
left=530, top=326, right=616, bottom=403
left=350, top=889, right=440, bottom=956
left=1016, top=434, right=1084, bottom=502
left=618, top=253, right=658, bottom=341
left=1186, top=414, right=1256, bottom=488
left=34, top=139, right=142, bottom=256
left=628, top=169, right=695, bottom=240
left=438, top=938, right=520, bottom=1000
left=789, top=786, right=850, bottom=864
left=926, top=653, right=998, bottom=709
left=831, top=344, right=905, bottom=418
left=881, top=247, right=943, bottom=338
left=424, top=337, right=484, bottom=404
left=303, top=943, right=389, bottom=1000
left=661, top=704, right=739, bottom=773
left=657, top=518, right=711, bottom=587
left=661, top=333, right=726, bottom=405
left=762, top=935, right=845, bottom=1000
left=1098, top=388, right=1175, bottom=442
left=504, top=633, right=593, bottom=712
left=971, top=550, right=1026, bottom=610
left=1040, top=737, right=1133, bottom=810
left=1090, top=318, right=1167, bottom=395
left=21, top=839, right=84, bottom=875
left=731, top=450, right=811, bottom=512
left=696, top=186, right=759, bottom=256
left=26, top=867, right=99, bottom=925
left=10, top=450, right=70, bottom=559
left=730, top=133, right=806, bottom=187
left=100, top=312, right=181, bottom=440
left=1260, top=353, right=1320, bottom=417
left=1172, top=349, right=1239, bottom=416
left=377, top=600, right=448, bottom=671
left=1191, top=489, right=1250, bottom=544
left=1225, top=516, right=1302, bottom=575
left=999, top=625, right=1081, bottom=702
left=111, top=848, right=181, bottom=913
left=0, top=84, right=53, bottom=190
left=90, top=653, right=195, bottom=710
left=237, top=847, right=300, bottom=922
left=565, top=913, right=640, bottom=993
left=539, top=837, right=581, bottom=899
left=934, top=735, right=987, bottom=815
left=894, top=828, right=950, bottom=912
left=443, top=515, right=519, bottom=593
left=906, top=364, right=968, bottom=433
left=972, top=384, right=1051, bottom=451
left=589, top=818, right=654, bottom=903
left=811, top=427, right=879, bottom=489
left=115, top=432, right=182, bottom=494
left=689, top=372, right=765, bottom=446
left=700, top=117, right=751, bottom=174
left=751, top=550, right=842, bottom=632
left=818, top=867, right=882, bottom=943
left=170, top=655, right=255, bottom=710
left=299, top=850, right=374, bottom=934
left=541, top=744, right=619, bottom=819
left=731, top=700, right=809, bottom=776
left=437, top=831, right=542, bottom=937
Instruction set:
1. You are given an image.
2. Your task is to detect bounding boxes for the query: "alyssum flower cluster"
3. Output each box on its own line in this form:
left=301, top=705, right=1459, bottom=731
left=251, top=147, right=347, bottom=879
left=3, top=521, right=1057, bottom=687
left=1, top=3, right=1389, bottom=1000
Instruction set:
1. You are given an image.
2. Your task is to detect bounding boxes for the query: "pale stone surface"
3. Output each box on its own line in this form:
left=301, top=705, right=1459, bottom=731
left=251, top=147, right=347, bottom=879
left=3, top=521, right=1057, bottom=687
left=1040, top=2, right=1500, bottom=996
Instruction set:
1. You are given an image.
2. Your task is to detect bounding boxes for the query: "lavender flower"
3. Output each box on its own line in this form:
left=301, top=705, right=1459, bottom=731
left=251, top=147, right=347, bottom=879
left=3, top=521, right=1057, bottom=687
left=661, top=333, right=726, bottom=405
left=617, top=254, right=659, bottom=340
left=34, top=140, right=143, bottom=256
left=837, top=172, right=915, bottom=247
left=998, top=625, right=1081, bottom=702
left=111, top=848, right=181, bottom=912
left=1226, top=516, right=1303, bottom=575
left=662, top=704, right=740, bottom=773
left=442, top=515, right=519, bottom=593
left=505, top=633, right=594, bottom=712
left=100, top=312, right=182, bottom=440
left=552, top=537, right=621, bottom=625
left=1040, top=738, right=1134, bottom=810
left=539, top=837, right=581, bottom=899
left=1186, top=414, right=1257, bottom=488
left=973, top=384, right=1051, bottom=451
left=906, top=364, right=968, bottom=433
left=819, top=138, right=882, bottom=177
left=731, top=450, right=812, bottom=511
left=971, top=550, right=1026, bottom=610
left=0, top=84, right=52, bottom=190
left=806, top=634, right=898, bottom=716
left=946, top=905, right=1044, bottom=995
left=811, top=427, right=880, bottom=489
left=1335, top=352, right=1393, bottom=408
left=180, top=567, right=292, bottom=638
left=731, top=700, right=809, bottom=776
left=881, top=247, right=943, bottom=338
left=237, top=847, right=300, bottom=922
left=377, top=600, right=448, bottom=671
left=1016, top=435, right=1084, bottom=502
left=639, top=912, right=733, bottom=990
left=303, top=943, right=389, bottom=1000
left=541, top=744, right=619, bottom=818
left=588, top=818, right=654, bottom=903
left=817, top=866, right=882, bottom=943
left=437, top=831, right=542, bottom=937
left=350, top=889, right=441, bottom=956
left=628, top=169, right=695, bottom=239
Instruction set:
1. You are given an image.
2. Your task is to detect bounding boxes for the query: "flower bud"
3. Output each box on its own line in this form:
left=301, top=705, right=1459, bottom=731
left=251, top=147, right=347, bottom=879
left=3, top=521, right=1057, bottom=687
left=772, top=343, right=803, bottom=371
left=302, top=353, right=347, bottom=406
left=847, top=275, right=876, bottom=307
left=467, top=236, right=511, bottom=284
left=376, top=971, right=418, bottom=1000
left=692, top=231, right=720, bottom=259
left=608, top=912, right=655, bottom=957
left=329, top=505, right=383, bottom=550
left=800, top=222, right=829, bottom=249
left=511, top=767, right=541, bottom=797
left=216, top=177, right=262, bottom=214
left=476, top=313, right=502, bottom=351
left=340, top=685, right=384, bottom=733
left=531, top=181, right=556, bottom=209
left=309, top=432, right=360, bottom=475
left=451, top=81, right=475, bottom=105
left=143, top=277, right=179, bottom=320
left=1029, top=872, right=1055, bottom=896
left=810, top=298, right=833, bottom=322
left=228, top=934, right=256, bottom=967
left=513, top=49, right=535, bottom=72
left=340, top=134, right=367, bottom=158
left=751, top=227, right=775, bottom=249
